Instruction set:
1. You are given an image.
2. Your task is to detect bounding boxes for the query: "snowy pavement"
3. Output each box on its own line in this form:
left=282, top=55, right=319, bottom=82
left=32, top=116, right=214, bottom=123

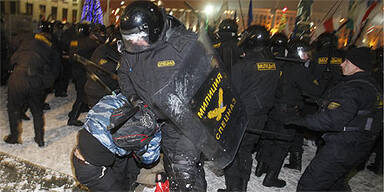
left=0, top=84, right=382, bottom=191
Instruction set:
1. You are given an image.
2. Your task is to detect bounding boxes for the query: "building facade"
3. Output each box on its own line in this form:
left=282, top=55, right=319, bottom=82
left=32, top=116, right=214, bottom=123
left=1, top=0, right=82, bottom=23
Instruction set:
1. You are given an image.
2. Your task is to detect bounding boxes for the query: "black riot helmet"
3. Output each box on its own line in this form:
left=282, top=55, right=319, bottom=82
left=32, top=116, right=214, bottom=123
left=238, top=25, right=270, bottom=51
left=287, top=39, right=311, bottom=61
left=76, top=23, right=90, bottom=37
left=271, top=32, right=288, bottom=57
left=38, top=21, right=53, bottom=33
left=120, top=1, right=165, bottom=53
left=316, top=32, right=337, bottom=50
left=218, top=19, right=238, bottom=34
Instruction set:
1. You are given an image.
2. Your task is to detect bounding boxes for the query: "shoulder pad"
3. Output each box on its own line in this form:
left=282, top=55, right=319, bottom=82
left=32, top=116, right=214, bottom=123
left=167, top=26, right=198, bottom=53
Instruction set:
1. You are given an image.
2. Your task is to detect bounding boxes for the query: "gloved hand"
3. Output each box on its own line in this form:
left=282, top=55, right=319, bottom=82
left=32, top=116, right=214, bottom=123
left=111, top=99, right=159, bottom=152
left=109, top=102, right=138, bottom=130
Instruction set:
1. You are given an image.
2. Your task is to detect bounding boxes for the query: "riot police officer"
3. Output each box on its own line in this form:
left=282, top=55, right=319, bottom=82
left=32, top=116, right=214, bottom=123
left=54, top=23, right=77, bottom=97
left=219, top=25, right=280, bottom=192
left=67, top=23, right=100, bottom=126
left=84, top=31, right=120, bottom=107
left=311, top=32, right=344, bottom=86
left=270, top=32, right=288, bottom=57
left=288, top=47, right=381, bottom=191
left=213, top=19, right=242, bottom=74
left=118, top=1, right=209, bottom=191
left=5, top=21, right=61, bottom=147
left=255, top=39, right=327, bottom=187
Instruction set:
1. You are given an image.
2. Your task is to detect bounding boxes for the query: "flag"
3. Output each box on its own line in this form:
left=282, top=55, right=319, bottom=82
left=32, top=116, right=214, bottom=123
left=323, top=17, right=334, bottom=33
left=277, top=13, right=287, bottom=32
left=247, top=0, right=253, bottom=27
left=213, top=0, right=229, bottom=25
left=348, top=0, right=381, bottom=46
left=311, top=16, right=342, bottom=42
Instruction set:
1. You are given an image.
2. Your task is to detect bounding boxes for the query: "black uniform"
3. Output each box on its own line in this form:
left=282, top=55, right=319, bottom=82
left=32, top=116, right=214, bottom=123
left=68, top=32, right=99, bottom=126
left=366, top=47, right=383, bottom=175
left=311, top=47, right=344, bottom=86
left=1, top=19, right=10, bottom=85
left=290, top=72, right=380, bottom=191
left=213, top=32, right=241, bottom=74
left=84, top=43, right=119, bottom=107
left=257, top=60, right=326, bottom=187
left=72, top=129, right=140, bottom=191
left=54, top=24, right=77, bottom=97
left=6, top=32, right=61, bottom=146
left=118, top=25, right=208, bottom=191
left=224, top=48, right=280, bottom=190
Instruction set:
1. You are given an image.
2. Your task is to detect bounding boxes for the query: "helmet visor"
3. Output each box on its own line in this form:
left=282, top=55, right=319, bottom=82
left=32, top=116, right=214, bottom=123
left=297, top=47, right=310, bottom=60
left=121, top=30, right=150, bottom=53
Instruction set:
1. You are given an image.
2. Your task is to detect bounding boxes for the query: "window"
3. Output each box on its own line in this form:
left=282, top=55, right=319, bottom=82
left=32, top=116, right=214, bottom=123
left=26, top=3, right=33, bottom=15
left=40, top=5, right=46, bottom=13
left=39, top=5, right=46, bottom=20
left=51, top=6, right=57, bottom=20
left=10, top=1, right=17, bottom=14
left=62, top=8, right=68, bottom=21
left=72, top=9, right=77, bottom=23
left=1, top=2, right=4, bottom=14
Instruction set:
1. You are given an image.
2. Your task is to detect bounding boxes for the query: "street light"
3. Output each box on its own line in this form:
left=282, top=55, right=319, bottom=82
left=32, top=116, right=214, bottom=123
left=203, top=4, right=214, bottom=16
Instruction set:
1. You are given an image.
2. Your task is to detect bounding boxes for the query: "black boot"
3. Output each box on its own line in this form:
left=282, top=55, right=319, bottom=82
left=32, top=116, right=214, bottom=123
left=68, top=101, right=84, bottom=126
left=262, top=169, right=286, bottom=188
left=367, top=160, right=383, bottom=175
left=67, top=119, right=84, bottom=126
left=284, top=152, right=302, bottom=171
left=55, top=91, right=68, bottom=97
left=4, top=135, right=20, bottom=144
left=255, top=161, right=268, bottom=177
left=34, top=136, right=45, bottom=147
left=43, top=103, right=51, bottom=110
left=219, top=177, right=247, bottom=192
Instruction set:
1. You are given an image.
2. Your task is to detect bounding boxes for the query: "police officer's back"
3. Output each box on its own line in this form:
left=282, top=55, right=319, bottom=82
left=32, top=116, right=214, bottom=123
left=311, top=32, right=344, bottom=86
left=214, top=19, right=242, bottom=74
left=84, top=37, right=120, bottom=107
left=67, top=23, right=100, bottom=126
left=220, top=25, right=280, bottom=191
left=5, top=22, right=61, bottom=147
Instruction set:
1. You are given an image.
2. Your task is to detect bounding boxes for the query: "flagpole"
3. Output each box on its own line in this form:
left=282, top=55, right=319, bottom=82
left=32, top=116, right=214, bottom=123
left=238, top=0, right=246, bottom=31
left=312, top=0, right=340, bottom=35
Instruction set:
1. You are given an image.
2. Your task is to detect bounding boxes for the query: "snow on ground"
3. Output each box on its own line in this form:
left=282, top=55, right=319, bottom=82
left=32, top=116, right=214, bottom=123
left=0, top=84, right=382, bottom=191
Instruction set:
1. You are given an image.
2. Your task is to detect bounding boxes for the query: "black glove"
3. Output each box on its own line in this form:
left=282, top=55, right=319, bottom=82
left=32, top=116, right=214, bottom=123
left=111, top=101, right=159, bottom=152
left=109, top=102, right=138, bottom=130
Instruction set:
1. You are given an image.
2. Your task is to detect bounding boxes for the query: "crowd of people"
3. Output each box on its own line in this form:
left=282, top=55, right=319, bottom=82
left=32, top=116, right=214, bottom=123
left=1, top=1, right=382, bottom=191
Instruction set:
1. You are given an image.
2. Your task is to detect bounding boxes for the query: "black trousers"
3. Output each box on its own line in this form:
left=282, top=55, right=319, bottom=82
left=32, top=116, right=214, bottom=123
left=161, top=123, right=207, bottom=192
left=297, top=132, right=377, bottom=191
left=72, top=153, right=140, bottom=191
left=224, top=115, right=267, bottom=187
left=68, top=62, right=87, bottom=121
left=54, top=57, right=72, bottom=95
left=257, top=118, right=297, bottom=171
left=7, top=75, right=46, bottom=141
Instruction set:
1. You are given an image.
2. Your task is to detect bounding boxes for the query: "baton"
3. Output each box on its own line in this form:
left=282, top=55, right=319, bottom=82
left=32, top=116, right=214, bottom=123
left=274, top=56, right=305, bottom=63
left=245, top=129, right=293, bottom=141
left=72, top=54, right=118, bottom=80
